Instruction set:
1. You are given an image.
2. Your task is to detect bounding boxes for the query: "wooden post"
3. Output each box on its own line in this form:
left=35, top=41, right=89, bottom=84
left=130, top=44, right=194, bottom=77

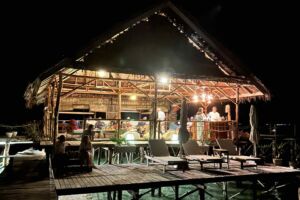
left=118, top=81, right=122, bottom=138
left=235, top=86, right=240, bottom=139
left=53, top=73, right=63, bottom=146
left=50, top=83, right=55, bottom=140
left=118, top=81, right=122, bottom=119
left=45, top=86, right=51, bottom=138
left=153, top=81, right=158, bottom=139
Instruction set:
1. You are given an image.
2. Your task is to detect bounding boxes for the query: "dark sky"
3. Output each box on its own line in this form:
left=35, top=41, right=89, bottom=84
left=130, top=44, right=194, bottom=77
left=0, top=1, right=298, bottom=126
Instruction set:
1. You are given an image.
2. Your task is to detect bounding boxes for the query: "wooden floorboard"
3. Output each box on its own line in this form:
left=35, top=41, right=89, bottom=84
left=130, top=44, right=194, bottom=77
left=53, top=163, right=300, bottom=198
left=0, top=160, right=56, bottom=200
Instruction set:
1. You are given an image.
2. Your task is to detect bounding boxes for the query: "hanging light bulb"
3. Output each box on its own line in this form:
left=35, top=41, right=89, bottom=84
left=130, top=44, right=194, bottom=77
left=192, top=95, right=198, bottom=102
left=97, top=69, right=108, bottom=78
left=201, top=93, right=206, bottom=102
left=129, top=94, right=137, bottom=101
left=159, top=76, right=169, bottom=84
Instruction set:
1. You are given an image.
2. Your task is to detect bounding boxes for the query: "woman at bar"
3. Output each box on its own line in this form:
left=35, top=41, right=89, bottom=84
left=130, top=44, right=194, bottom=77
left=195, top=107, right=206, bottom=141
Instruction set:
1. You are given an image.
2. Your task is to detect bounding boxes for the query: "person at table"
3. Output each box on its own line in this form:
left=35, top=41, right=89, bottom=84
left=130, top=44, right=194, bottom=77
left=83, top=124, right=94, bottom=141
left=207, top=106, right=221, bottom=121
left=54, top=135, right=69, bottom=176
left=79, top=135, right=93, bottom=171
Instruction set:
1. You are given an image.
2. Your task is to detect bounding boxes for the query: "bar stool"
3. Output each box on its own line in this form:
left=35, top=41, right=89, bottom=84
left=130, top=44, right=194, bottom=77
left=112, top=145, right=137, bottom=164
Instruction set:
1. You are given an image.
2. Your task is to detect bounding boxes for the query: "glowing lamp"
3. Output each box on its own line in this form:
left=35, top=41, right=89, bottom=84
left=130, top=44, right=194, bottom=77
left=97, top=69, right=108, bottom=78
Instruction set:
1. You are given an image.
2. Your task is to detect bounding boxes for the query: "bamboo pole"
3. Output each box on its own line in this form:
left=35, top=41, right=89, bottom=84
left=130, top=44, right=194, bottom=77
left=53, top=73, right=63, bottom=146
left=153, top=81, right=158, bottom=139
left=235, top=86, right=240, bottom=139
left=118, top=81, right=122, bottom=138
left=50, top=83, right=55, bottom=140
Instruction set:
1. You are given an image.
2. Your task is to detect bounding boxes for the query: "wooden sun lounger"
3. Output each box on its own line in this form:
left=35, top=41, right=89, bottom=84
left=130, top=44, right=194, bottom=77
left=182, top=140, right=225, bottom=170
left=216, top=139, right=260, bottom=169
left=146, top=140, right=188, bottom=173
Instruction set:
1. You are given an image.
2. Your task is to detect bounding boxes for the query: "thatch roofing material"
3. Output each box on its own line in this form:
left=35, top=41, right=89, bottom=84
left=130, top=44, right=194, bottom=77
left=24, top=1, right=270, bottom=108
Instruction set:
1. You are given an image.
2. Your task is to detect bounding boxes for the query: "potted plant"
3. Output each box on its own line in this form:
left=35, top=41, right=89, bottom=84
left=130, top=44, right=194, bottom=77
left=289, top=143, right=300, bottom=169
left=257, top=143, right=272, bottom=164
left=24, top=121, right=41, bottom=149
left=110, top=137, right=126, bottom=146
left=272, top=142, right=287, bottom=166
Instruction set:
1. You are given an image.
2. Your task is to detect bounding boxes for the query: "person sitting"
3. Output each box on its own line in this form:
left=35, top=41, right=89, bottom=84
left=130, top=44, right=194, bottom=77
left=54, top=135, right=69, bottom=176
left=79, top=135, right=93, bottom=171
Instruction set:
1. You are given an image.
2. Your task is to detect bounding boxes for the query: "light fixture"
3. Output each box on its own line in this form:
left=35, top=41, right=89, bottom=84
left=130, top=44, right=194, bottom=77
left=171, top=134, right=178, bottom=141
left=125, top=133, right=135, bottom=141
left=129, top=94, right=137, bottom=101
left=192, top=94, right=198, bottom=103
left=193, top=90, right=213, bottom=105
left=157, top=73, right=170, bottom=84
left=97, top=69, right=108, bottom=78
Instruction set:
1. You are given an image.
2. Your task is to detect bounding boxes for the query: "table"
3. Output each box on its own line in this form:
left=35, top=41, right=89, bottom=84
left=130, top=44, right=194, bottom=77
left=213, top=148, right=229, bottom=168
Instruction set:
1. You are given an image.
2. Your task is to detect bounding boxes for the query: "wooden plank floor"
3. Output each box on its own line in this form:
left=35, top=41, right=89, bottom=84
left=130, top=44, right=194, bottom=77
left=54, top=162, right=300, bottom=198
left=0, top=159, right=56, bottom=200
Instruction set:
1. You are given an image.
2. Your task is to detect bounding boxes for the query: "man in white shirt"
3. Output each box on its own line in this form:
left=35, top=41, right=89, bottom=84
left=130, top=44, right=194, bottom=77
left=208, top=106, right=221, bottom=121
left=157, top=108, right=166, bottom=121
left=157, top=108, right=166, bottom=133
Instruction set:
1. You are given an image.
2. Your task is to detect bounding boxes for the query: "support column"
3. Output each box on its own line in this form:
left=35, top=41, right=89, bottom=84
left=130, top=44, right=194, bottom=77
left=50, top=83, right=55, bottom=140
left=53, top=73, right=63, bottom=146
left=235, top=86, right=240, bottom=139
left=118, top=81, right=122, bottom=138
left=153, top=81, right=158, bottom=139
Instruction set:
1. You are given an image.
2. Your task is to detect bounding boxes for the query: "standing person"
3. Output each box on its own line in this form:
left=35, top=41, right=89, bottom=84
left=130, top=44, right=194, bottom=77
left=168, top=104, right=180, bottom=131
left=157, top=107, right=166, bottom=134
left=79, top=135, right=93, bottom=171
left=195, top=107, right=206, bottom=141
left=207, top=106, right=221, bottom=121
left=83, top=124, right=94, bottom=141
left=54, top=135, right=69, bottom=176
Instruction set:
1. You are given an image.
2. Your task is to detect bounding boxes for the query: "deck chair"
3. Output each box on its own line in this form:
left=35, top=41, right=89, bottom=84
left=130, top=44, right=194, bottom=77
left=145, top=140, right=188, bottom=173
left=216, top=139, right=260, bottom=169
left=182, top=140, right=224, bottom=170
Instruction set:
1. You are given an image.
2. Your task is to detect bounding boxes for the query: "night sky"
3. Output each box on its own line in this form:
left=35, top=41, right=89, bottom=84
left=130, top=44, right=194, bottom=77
left=0, top=1, right=298, bottom=127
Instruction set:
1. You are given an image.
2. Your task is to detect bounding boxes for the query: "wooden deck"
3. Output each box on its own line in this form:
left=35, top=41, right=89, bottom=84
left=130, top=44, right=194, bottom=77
left=54, top=162, right=300, bottom=199
left=0, top=159, right=56, bottom=200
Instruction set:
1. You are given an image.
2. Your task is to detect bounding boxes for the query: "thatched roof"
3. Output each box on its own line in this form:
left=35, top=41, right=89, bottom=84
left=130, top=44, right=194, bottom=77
left=24, top=1, right=270, bottom=108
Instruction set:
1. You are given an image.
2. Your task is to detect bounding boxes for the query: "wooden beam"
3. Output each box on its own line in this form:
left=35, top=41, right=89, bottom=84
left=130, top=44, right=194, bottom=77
left=158, top=85, right=183, bottom=100
left=61, top=78, right=96, bottom=98
left=60, top=73, right=244, bottom=88
left=53, top=73, right=63, bottom=147
left=128, top=81, right=152, bottom=99
left=235, top=86, right=240, bottom=139
left=215, top=88, right=236, bottom=104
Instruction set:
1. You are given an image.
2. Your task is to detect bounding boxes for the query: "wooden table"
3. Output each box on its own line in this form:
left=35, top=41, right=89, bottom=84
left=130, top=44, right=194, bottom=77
left=53, top=163, right=300, bottom=199
left=213, top=148, right=229, bottom=168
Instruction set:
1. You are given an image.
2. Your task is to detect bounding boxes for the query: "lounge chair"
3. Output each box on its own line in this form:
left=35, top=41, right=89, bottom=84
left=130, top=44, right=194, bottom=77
left=216, top=139, right=260, bottom=169
left=145, top=140, right=188, bottom=173
left=182, top=140, right=224, bottom=170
